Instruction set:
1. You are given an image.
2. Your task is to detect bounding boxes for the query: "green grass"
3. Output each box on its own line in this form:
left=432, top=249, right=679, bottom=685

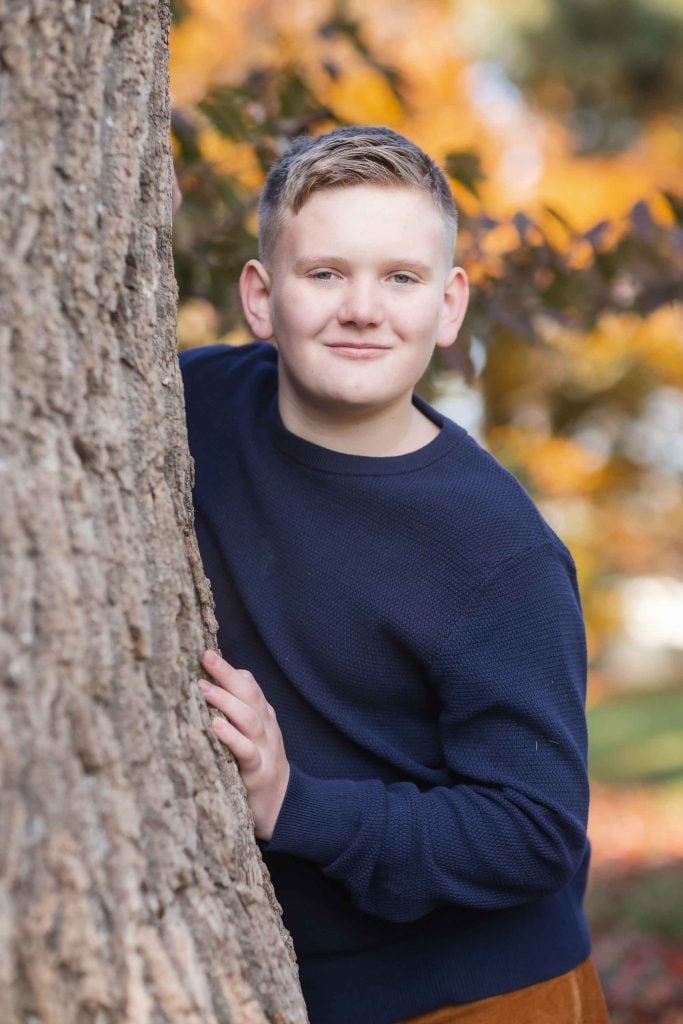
left=586, top=688, right=683, bottom=943
left=586, top=861, right=683, bottom=941
left=587, top=689, right=683, bottom=786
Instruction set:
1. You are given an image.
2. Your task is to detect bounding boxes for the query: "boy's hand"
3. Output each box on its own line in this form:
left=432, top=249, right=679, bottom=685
left=199, top=651, right=290, bottom=841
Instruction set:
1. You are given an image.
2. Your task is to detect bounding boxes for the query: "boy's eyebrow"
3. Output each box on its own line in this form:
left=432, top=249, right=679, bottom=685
left=294, top=255, right=349, bottom=272
left=386, top=259, right=434, bottom=276
left=294, top=255, right=434, bottom=275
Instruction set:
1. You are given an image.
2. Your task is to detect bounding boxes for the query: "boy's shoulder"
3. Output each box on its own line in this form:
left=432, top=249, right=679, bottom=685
left=178, top=341, right=276, bottom=425
left=179, top=340, right=275, bottom=387
left=416, top=401, right=575, bottom=584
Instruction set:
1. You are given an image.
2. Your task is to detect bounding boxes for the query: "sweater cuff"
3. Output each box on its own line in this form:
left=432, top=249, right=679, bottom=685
left=262, top=762, right=362, bottom=865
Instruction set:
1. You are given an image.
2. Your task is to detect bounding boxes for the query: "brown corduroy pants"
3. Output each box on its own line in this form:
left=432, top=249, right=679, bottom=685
left=398, top=957, right=609, bottom=1024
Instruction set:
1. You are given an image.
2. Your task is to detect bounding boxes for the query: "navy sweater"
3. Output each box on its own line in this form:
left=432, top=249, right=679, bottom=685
left=180, top=342, right=592, bottom=1024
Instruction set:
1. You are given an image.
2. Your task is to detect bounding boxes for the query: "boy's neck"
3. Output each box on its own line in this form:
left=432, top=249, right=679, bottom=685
left=277, top=392, right=440, bottom=457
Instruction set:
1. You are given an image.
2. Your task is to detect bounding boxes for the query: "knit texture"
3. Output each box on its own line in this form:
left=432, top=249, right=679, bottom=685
left=180, top=342, right=592, bottom=1024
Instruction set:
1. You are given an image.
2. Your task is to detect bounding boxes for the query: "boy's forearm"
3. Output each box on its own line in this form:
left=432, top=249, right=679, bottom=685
left=261, top=755, right=587, bottom=923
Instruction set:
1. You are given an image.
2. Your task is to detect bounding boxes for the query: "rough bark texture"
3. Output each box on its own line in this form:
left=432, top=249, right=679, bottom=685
left=0, top=3, right=307, bottom=1021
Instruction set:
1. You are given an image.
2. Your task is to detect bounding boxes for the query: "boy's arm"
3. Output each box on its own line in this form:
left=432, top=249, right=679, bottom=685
left=202, top=542, right=589, bottom=924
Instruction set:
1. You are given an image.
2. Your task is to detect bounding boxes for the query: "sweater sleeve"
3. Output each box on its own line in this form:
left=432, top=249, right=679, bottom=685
left=262, top=542, right=590, bottom=923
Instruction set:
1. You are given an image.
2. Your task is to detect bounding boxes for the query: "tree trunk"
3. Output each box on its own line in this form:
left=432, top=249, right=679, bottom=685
left=0, top=3, right=307, bottom=1021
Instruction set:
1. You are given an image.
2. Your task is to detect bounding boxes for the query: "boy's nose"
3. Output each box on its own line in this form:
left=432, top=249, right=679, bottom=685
left=337, top=282, right=384, bottom=328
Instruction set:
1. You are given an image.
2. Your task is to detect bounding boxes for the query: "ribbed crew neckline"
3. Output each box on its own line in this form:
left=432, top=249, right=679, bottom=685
left=269, top=390, right=465, bottom=476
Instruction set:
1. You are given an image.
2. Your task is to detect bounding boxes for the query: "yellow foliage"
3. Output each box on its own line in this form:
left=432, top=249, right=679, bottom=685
left=488, top=427, right=607, bottom=496
left=635, top=305, right=683, bottom=385
left=550, top=306, right=683, bottom=392
left=537, top=126, right=683, bottom=230
left=217, top=324, right=252, bottom=347
left=170, top=0, right=299, bottom=105
left=245, top=206, right=260, bottom=239
left=197, top=129, right=264, bottom=191
left=177, top=298, right=219, bottom=349
left=464, top=254, right=505, bottom=283
left=480, top=221, right=526, bottom=256
left=322, top=66, right=404, bottom=126
left=170, top=6, right=247, bottom=106
left=171, top=0, right=682, bottom=238
left=645, top=117, right=683, bottom=168
left=456, top=0, right=550, bottom=40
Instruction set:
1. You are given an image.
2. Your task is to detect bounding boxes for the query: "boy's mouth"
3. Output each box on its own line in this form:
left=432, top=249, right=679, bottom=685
left=326, top=342, right=391, bottom=357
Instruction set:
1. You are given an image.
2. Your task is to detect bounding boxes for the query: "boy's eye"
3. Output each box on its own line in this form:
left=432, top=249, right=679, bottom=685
left=390, top=272, right=417, bottom=284
left=309, top=270, right=337, bottom=281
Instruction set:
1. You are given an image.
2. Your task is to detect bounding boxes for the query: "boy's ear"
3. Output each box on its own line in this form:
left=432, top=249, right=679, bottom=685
left=239, top=259, right=274, bottom=340
left=435, top=266, right=469, bottom=350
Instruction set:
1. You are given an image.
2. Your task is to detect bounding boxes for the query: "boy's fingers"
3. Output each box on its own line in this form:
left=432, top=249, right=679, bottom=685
left=201, top=650, right=232, bottom=685
left=202, top=652, right=267, bottom=707
left=200, top=682, right=266, bottom=740
left=212, top=717, right=262, bottom=772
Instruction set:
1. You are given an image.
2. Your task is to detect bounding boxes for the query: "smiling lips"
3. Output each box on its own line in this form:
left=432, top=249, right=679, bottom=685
left=326, top=342, right=391, bottom=358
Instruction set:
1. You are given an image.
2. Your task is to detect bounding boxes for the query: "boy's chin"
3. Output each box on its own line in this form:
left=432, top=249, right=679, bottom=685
left=311, top=386, right=412, bottom=416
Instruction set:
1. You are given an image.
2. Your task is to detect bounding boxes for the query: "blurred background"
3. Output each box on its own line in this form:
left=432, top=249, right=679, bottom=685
left=169, top=2, right=683, bottom=1019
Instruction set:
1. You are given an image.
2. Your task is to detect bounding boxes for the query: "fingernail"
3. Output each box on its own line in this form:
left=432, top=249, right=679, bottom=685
left=199, top=680, right=210, bottom=693
left=203, top=650, right=218, bottom=667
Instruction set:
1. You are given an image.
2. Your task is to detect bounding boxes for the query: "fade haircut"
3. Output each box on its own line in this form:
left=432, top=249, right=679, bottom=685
left=258, top=125, right=458, bottom=267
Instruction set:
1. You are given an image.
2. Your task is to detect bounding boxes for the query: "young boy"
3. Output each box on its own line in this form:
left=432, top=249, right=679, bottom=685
left=180, top=126, right=608, bottom=1024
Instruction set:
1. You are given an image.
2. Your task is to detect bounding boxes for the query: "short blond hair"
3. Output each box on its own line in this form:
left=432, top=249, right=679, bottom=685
left=259, top=125, right=458, bottom=266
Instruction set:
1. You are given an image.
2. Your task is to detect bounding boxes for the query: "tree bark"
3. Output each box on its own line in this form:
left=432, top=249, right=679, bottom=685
left=0, top=3, right=307, bottom=1021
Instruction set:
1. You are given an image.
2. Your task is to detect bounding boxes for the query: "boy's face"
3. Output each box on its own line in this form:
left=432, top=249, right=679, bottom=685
left=241, top=184, right=468, bottom=423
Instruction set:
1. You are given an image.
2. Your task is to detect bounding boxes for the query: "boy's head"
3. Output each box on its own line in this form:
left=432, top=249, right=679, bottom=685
left=258, top=126, right=458, bottom=268
left=240, top=126, right=469, bottom=439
